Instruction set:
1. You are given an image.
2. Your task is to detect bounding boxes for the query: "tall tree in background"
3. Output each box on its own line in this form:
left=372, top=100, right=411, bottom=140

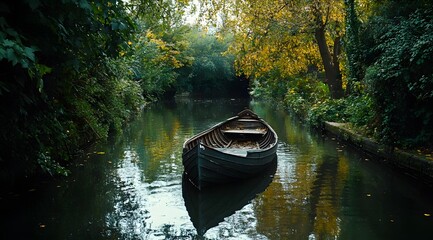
left=198, top=0, right=346, bottom=99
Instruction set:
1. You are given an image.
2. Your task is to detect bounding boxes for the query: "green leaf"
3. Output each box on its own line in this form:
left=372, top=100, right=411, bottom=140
left=3, top=39, right=14, bottom=47
left=36, top=64, right=52, bottom=75
left=20, top=59, right=29, bottom=68
left=23, top=47, right=36, bottom=61
left=5, top=48, right=18, bottom=65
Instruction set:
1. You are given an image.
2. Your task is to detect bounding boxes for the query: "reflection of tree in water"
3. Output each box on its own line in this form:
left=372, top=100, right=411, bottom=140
left=128, top=99, right=251, bottom=183
left=254, top=143, right=349, bottom=239
left=126, top=105, right=185, bottom=183
left=309, top=154, right=349, bottom=239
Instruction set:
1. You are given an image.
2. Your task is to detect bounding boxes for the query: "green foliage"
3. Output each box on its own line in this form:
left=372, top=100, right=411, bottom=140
left=307, top=95, right=374, bottom=130
left=308, top=99, right=348, bottom=128
left=284, top=75, right=329, bottom=117
left=127, top=25, right=188, bottom=100
left=175, top=28, right=247, bottom=98
left=37, top=152, right=70, bottom=177
left=249, top=71, right=329, bottom=117
left=0, top=0, right=195, bottom=185
left=0, top=0, right=143, bottom=184
left=127, top=0, right=189, bottom=30
left=363, top=8, right=433, bottom=146
left=344, top=0, right=363, bottom=94
left=344, top=95, right=374, bottom=127
left=250, top=68, right=290, bottom=102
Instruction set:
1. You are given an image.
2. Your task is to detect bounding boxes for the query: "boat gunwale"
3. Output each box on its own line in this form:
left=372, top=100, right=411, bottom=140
left=182, top=113, right=278, bottom=156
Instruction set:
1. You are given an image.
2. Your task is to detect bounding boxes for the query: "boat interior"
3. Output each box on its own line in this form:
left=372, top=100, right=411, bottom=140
left=184, top=118, right=276, bottom=152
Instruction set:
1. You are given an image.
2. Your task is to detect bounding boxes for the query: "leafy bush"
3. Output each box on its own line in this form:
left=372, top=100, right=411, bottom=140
left=283, top=74, right=329, bottom=117
left=364, top=9, right=433, bottom=147
left=307, top=99, right=349, bottom=127
left=0, top=0, right=140, bottom=184
left=305, top=94, right=374, bottom=131
left=344, top=95, right=374, bottom=127
left=252, top=69, right=290, bottom=101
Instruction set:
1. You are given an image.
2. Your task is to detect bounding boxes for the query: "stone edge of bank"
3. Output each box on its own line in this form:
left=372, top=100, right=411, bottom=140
left=324, top=121, right=433, bottom=184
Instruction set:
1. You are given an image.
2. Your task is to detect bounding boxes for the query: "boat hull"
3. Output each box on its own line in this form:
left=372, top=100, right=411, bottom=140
left=182, top=141, right=277, bottom=190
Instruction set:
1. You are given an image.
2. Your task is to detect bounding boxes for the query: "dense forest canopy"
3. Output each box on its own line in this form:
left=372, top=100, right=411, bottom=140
left=198, top=0, right=433, bottom=147
left=1, top=0, right=433, bottom=186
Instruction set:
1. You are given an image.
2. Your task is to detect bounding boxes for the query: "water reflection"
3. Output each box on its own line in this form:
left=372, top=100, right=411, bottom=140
left=105, top=99, right=254, bottom=239
left=106, top=147, right=194, bottom=239
left=250, top=106, right=351, bottom=239
left=2, top=99, right=433, bottom=239
left=182, top=158, right=277, bottom=236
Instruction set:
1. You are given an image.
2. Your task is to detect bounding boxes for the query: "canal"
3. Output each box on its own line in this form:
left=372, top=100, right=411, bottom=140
left=1, top=99, right=433, bottom=239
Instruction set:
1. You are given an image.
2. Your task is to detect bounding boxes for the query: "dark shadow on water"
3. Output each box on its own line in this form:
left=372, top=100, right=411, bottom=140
left=182, top=157, right=277, bottom=237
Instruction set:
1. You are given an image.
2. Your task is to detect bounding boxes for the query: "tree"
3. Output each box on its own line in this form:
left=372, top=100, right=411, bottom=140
left=310, top=0, right=345, bottom=99
left=175, top=27, right=247, bottom=98
left=197, top=0, right=346, bottom=99
left=0, top=0, right=192, bottom=185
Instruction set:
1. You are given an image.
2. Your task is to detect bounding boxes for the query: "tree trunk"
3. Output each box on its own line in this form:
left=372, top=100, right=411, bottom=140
left=314, top=23, right=344, bottom=99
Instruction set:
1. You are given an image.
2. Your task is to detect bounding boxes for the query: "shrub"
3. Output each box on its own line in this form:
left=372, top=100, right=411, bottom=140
left=365, top=9, right=433, bottom=147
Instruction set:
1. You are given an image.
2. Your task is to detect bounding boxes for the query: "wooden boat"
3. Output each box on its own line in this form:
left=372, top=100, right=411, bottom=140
left=182, top=109, right=278, bottom=190
left=182, top=158, right=277, bottom=235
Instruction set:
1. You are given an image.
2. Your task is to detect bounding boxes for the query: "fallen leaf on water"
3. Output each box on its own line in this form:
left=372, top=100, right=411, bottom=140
left=96, top=152, right=105, bottom=155
left=108, top=161, right=112, bottom=164
left=40, top=224, right=46, bottom=228
left=366, top=193, right=371, bottom=197
left=424, top=213, right=431, bottom=217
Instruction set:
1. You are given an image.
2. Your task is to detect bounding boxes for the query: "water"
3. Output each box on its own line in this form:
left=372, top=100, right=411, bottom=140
left=1, top=99, right=433, bottom=239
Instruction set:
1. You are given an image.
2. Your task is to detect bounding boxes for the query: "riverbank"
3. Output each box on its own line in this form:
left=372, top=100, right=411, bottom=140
left=324, top=121, right=433, bottom=185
